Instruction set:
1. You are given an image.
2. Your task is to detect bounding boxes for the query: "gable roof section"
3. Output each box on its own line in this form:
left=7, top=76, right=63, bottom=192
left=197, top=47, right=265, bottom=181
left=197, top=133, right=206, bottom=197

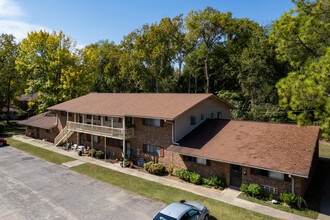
left=166, top=119, right=320, bottom=178
left=48, top=93, right=234, bottom=120
left=19, top=112, right=57, bottom=129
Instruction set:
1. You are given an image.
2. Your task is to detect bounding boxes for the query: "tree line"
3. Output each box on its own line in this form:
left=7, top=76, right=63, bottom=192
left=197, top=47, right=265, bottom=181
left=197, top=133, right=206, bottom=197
left=0, top=0, right=329, bottom=138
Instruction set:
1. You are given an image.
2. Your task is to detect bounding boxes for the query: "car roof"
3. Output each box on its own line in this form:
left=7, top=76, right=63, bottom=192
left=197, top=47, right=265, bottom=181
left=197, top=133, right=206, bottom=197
left=159, top=203, right=192, bottom=218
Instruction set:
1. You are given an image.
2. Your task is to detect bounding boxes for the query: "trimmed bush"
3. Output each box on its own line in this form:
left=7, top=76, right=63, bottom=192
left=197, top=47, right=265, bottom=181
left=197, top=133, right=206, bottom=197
left=144, top=161, right=154, bottom=171
left=88, top=148, right=97, bottom=157
left=269, top=193, right=273, bottom=201
left=240, top=183, right=261, bottom=197
left=148, top=163, right=166, bottom=175
left=168, top=165, right=174, bottom=175
left=95, top=150, right=105, bottom=159
left=175, top=169, right=191, bottom=181
left=190, top=172, right=202, bottom=185
left=202, top=175, right=226, bottom=189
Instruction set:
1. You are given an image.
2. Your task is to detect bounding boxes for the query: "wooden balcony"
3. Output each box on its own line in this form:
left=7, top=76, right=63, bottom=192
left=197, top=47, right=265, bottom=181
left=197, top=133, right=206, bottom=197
left=67, top=121, right=134, bottom=139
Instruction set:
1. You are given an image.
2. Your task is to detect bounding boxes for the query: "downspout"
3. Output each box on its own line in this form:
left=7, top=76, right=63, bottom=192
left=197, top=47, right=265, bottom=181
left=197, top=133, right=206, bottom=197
left=291, top=176, right=295, bottom=194
left=167, top=120, right=179, bottom=145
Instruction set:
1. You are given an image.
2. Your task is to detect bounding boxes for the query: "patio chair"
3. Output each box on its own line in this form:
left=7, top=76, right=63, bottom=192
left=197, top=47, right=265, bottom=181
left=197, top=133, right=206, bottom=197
left=71, top=144, right=78, bottom=151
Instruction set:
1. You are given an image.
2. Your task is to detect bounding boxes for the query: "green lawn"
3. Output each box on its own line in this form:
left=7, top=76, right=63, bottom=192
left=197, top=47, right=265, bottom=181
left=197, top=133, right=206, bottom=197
left=71, top=163, right=277, bottom=220
left=238, top=193, right=318, bottom=219
left=319, top=141, right=330, bottom=158
left=7, top=138, right=76, bottom=165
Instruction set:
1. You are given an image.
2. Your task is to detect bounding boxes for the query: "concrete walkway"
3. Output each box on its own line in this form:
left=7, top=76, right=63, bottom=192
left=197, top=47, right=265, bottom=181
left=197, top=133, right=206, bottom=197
left=11, top=135, right=315, bottom=220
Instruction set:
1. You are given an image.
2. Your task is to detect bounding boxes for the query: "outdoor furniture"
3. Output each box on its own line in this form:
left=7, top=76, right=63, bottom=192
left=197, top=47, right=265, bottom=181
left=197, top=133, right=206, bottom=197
left=62, top=142, right=70, bottom=150
left=71, top=144, right=78, bottom=151
left=78, top=146, right=85, bottom=151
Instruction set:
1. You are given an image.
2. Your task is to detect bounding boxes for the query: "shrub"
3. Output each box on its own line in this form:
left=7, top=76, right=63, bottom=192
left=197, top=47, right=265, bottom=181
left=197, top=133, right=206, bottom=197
left=148, top=163, right=166, bottom=175
left=269, top=193, right=273, bottom=201
left=280, top=192, right=296, bottom=206
left=176, top=169, right=192, bottom=182
left=248, top=184, right=261, bottom=197
left=88, top=148, right=97, bottom=157
left=144, top=161, right=154, bottom=171
left=279, top=192, right=307, bottom=210
left=240, top=183, right=261, bottom=197
left=95, top=150, right=105, bottom=159
left=124, top=158, right=131, bottom=167
left=240, top=184, right=249, bottom=195
left=168, top=165, right=174, bottom=175
left=190, top=172, right=202, bottom=185
left=295, top=196, right=307, bottom=210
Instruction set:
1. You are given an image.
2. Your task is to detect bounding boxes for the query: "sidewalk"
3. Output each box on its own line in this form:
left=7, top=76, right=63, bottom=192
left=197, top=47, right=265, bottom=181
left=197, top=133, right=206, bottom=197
left=11, top=135, right=313, bottom=220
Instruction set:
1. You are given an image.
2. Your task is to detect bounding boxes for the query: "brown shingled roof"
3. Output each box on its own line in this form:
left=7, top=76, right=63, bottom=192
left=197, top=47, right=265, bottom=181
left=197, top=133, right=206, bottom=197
left=166, top=119, right=319, bottom=177
left=48, top=93, right=234, bottom=119
left=19, top=112, right=57, bottom=129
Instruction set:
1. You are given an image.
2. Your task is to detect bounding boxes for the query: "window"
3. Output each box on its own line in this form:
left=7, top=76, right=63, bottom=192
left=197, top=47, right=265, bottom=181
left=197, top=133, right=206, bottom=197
left=146, top=145, right=160, bottom=156
left=256, top=169, right=284, bottom=181
left=200, top=114, right=204, bottom=121
left=68, top=113, right=73, bottom=117
left=269, top=171, right=284, bottom=181
left=261, top=185, right=279, bottom=195
left=46, top=128, right=52, bottom=133
left=211, top=113, right=214, bottom=119
left=93, top=115, right=100, bottom=120
left=61, top=111, right=67, bottom=116
left=87, top=115, right=92, bottom=119
left=93, top=136, right=99, bottom=143
left=144, top=118, right=161, bottom=127
left=106, top=138, right=123, bottom=148
left=190, top=116, right=196, bottom=125
left=28, top=126, right=33, bottom=129
left=143, top=144, right=164, bottom=157
left=86, top=134, right=91, bottom=141
left=217, top=112, right=222, bottom=119
left=187, top=156, right=207, bottom=165
left=126, top=117, right=133, bottom=127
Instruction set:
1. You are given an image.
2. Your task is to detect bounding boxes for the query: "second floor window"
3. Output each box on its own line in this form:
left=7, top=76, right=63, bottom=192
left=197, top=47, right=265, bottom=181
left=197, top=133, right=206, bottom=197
left=87, top=115, right=92, bottom=119
left=143, top=118, right=162, bottom=127
left=93, top=115, right=101, bottom=121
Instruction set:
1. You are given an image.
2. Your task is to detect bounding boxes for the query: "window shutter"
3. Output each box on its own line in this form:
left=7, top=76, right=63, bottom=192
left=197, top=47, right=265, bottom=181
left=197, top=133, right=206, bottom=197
left=250, top=168, right=256, bottom=175
left=160, top=120, right=164, bottom=127
left=142, top=118, right=146, bottom=125
left=206, top=160, right=210, bottom=166
left=284, top=174, right=290, bottom=182
left=160, top=147, right=164, bottom=157
left=142, top=144, right=147, bottom=153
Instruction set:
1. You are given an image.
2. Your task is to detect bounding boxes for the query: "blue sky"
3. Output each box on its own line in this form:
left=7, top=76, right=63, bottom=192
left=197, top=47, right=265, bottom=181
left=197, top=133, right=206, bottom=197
left=0, top=0, right=295, bottom=47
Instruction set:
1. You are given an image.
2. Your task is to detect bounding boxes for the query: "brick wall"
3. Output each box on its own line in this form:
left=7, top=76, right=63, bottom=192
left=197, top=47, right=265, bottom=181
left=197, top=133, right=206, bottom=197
left=26, top=126, right=58, bottom=142
left=163, top=152, right=231, bottom=186
left=130, top=117, right=172, bottom=164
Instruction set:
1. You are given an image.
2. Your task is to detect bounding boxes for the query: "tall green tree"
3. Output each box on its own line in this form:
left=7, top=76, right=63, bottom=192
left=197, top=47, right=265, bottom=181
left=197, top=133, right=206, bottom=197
left=185, top=7, right=232, bottom=93
left=16, top=30, right=90, bottom=112
left=0, top=34, right=21, bottom=123
left=272, top=0, right=330, bottom=138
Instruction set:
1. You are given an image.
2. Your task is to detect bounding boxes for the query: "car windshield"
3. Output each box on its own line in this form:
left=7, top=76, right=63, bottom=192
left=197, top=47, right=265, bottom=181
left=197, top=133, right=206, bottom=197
left=153, top=213, right=177, bottom=220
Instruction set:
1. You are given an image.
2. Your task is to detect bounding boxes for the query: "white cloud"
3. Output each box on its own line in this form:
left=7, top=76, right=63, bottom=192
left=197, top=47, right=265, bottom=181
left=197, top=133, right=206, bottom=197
left=0, top=20, right=50, bottom=41
left=0, top=0, right=24, bottom=18
left=0, top=0, right=51, bottom=42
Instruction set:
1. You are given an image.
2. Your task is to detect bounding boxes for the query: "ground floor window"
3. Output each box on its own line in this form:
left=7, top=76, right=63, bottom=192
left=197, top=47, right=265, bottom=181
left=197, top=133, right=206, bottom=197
left=106, top=138, right=122, bottom=149
left=187, top=156, right=207, bottom=165
left=255, top=168, right=284, bottom=181
left=46, top=128, right=52, bottom=133
left=143, top=144, right=164, bottom=157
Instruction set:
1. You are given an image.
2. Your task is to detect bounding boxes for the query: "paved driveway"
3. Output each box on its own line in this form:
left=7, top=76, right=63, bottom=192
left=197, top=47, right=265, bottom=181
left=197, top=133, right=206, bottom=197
left=0, top=146, right=164, bottom=220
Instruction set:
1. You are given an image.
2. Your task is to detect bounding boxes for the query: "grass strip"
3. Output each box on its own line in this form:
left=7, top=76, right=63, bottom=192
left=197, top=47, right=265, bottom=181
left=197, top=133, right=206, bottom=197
left=319, top=142, right=330, bottom=159
left=7, top=138, right=76, bottom=165
left=238, top=193, right=318, bottom=219
left=71, top=163, right=277, bottom=220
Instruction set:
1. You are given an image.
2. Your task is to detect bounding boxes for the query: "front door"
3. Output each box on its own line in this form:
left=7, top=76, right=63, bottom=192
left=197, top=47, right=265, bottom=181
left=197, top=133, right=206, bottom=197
left=230, top=164, right=242, bottom=187
left=36, top=128, right=40, bottom=139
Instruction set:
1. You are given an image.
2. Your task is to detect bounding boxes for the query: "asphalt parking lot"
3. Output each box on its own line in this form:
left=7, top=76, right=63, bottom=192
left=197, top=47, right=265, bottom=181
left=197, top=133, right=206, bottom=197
left=0, top=145, right=164, bottom=220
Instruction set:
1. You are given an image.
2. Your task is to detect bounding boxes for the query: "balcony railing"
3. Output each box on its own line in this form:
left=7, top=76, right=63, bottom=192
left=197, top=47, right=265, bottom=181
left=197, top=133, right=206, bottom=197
left=67, top=121, right=134, bottom=139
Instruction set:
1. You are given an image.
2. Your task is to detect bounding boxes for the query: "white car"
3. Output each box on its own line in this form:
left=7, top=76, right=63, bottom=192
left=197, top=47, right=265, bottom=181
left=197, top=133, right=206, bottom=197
left=152, top=200, right=210, bottom=220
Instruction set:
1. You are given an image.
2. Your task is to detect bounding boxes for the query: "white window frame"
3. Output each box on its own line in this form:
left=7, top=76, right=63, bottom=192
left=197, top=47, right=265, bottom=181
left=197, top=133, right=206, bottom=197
left=145, top=119, right=161, bottom=127
left=146, top=144, right=160, bottom=156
